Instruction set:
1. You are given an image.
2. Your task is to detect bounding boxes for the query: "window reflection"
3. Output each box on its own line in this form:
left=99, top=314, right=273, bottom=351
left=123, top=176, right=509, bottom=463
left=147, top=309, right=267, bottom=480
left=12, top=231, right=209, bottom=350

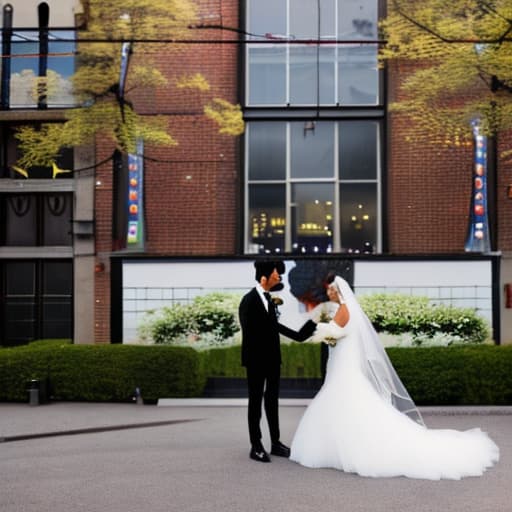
left=249, top=123, right=286, bottom=180
left=339, top=121, right=378, bottom=179
left=248, top=47, right=286, bottom=105
left=7, top=30, right=76, bottom=108
left=338, top=45, right=379, bottom=105
left=47, top=31, right=76, bottom=107
left=248, top=184, right=286, bottom=254
left=9, top=33, right=38, bottom=108
left=339, top=183, right=377, bottom=253
left=338, top=0, right=377, bottom=40
left=248, top=0, right=286, bottom=38
left=246, top=120, right=380, bottom=254
left=246, top=0, right=380, bottom=107
left=291, top=121, right=334, bottom=178
left=292, top=184, right=334, bottom=254
left=290, top=47, right=336, bottom=105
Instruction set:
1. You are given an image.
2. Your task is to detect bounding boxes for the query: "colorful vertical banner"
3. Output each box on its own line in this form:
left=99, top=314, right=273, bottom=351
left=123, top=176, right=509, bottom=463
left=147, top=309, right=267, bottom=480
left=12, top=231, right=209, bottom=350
left=126, top=138, right=145, bottom=249
left=465, top=120, right=491, bottom=253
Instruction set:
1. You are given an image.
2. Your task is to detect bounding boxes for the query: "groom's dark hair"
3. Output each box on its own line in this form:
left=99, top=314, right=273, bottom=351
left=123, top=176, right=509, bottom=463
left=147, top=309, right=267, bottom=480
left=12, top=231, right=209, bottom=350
left=254, top=260, right=285, bottom=281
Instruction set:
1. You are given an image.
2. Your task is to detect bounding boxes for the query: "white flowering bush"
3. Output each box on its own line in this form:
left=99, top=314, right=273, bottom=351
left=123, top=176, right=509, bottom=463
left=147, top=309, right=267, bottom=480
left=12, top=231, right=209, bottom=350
left=138, top=291, right=490, bottom=349
left=358, top=293, right=490, bottom=346
left=137, top=292, right=242, bottom=349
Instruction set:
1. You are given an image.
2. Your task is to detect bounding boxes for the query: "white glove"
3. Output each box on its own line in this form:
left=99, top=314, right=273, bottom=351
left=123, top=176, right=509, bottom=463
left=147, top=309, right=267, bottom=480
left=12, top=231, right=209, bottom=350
left=310, top=320, right=346, bottom=345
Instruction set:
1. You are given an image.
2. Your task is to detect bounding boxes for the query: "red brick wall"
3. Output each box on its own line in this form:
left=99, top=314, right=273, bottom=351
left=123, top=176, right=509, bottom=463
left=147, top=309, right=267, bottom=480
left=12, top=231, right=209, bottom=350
left=387, top=113, right=472, bottom=253
left=498, top=132, right=512, bottom=251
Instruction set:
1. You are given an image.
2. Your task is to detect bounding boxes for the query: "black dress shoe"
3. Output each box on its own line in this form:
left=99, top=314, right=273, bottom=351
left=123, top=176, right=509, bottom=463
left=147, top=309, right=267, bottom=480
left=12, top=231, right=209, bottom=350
left=250, top=447, right=271, bottom=463
left=271, top=441, right=291, bottom=458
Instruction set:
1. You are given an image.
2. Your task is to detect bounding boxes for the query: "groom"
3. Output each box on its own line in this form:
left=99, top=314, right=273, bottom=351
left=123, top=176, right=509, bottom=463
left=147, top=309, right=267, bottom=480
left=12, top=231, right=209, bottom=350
left=239, top=260, right=317, bottom=463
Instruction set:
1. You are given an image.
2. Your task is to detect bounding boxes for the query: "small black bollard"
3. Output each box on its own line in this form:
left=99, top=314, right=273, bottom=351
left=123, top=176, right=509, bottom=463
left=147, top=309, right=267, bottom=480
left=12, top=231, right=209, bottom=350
left=27, top=379, right=49, bottom=405
left=28, top=380, right=40, bottom=406
left=133, top=387, right=143, bottom=405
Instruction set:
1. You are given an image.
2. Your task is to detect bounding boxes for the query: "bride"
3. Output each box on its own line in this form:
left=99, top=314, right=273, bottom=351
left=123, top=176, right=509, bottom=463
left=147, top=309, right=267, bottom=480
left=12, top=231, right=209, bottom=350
left=290, top=276, right=499, bottom=480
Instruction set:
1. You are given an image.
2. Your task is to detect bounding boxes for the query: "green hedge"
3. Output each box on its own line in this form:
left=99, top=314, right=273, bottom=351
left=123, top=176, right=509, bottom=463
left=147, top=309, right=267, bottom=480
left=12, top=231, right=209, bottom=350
left=0, top=341, right=205, bottom=402
left=201, top=343, right=322, bottom=378
left=202, top=343, right=512, bottom=405
left=388, top=345, right=512, bottom=405
left=1, top=341, right=512, bottom=405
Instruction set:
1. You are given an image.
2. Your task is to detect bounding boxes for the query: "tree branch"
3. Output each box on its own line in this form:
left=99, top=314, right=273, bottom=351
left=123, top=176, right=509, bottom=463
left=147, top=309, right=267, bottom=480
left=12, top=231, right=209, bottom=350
left=391, top=0, right=512, bottom=44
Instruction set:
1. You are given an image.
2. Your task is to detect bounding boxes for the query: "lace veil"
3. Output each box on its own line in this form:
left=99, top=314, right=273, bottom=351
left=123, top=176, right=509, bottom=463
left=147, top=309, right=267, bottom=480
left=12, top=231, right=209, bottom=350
left=333, top=276, right=425, bottom=426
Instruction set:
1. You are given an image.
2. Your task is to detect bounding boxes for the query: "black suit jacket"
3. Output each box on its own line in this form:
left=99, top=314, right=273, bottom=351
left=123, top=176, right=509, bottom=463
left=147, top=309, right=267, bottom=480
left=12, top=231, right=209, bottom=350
left=239, top=287, right=316, bottom=370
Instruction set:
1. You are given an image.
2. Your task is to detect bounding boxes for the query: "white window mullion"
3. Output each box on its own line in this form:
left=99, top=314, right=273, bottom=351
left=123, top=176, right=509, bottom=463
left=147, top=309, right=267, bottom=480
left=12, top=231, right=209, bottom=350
left=334, top=0, right=339, bottom=105
left=285, top=0, right=290, bottom=105
left=376, top=122, right=382, bottom=252
left=244, top=124, right=250, bottom=254
left=285, top=122, right=292, bottom=252
left=333, top=122, right=341, bottom=251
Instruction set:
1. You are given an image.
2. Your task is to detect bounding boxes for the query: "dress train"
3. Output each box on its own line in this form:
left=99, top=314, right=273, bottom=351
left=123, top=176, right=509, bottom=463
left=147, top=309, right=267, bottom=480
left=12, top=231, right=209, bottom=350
left=290, top=320, right=499, bottom=480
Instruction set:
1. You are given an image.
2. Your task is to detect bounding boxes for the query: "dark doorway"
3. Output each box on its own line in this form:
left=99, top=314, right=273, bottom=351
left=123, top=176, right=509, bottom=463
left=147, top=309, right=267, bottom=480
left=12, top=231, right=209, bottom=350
left=0, top=259, right=72, bottom=346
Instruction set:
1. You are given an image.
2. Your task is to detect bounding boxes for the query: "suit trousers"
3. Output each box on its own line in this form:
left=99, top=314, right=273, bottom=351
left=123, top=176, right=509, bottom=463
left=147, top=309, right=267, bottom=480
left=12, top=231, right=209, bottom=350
left=246, top=365, right=281, bottom=447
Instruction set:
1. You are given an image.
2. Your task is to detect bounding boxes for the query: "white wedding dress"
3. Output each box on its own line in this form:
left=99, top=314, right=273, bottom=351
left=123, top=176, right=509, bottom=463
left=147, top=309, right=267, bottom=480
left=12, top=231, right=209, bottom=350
left=290, top=278, right=499, bottom=480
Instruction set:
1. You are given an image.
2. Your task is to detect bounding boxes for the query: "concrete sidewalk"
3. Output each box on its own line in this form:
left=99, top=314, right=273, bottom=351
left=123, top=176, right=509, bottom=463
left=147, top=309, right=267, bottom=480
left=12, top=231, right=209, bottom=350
left=1, top=401, right=511, bottom=512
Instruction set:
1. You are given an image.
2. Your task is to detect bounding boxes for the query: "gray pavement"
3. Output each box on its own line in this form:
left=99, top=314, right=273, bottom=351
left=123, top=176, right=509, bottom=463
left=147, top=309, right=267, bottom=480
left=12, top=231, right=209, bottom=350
left=0, top=400, right=511, bottom=512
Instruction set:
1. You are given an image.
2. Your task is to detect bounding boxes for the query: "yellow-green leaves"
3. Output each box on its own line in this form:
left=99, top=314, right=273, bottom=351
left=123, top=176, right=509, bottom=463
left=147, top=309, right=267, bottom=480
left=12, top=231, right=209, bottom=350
left=176, top=73, right=210, bottom=91
left=204, top=99, right=244, bottom=136
left=380, top=0, right=512, bottom=144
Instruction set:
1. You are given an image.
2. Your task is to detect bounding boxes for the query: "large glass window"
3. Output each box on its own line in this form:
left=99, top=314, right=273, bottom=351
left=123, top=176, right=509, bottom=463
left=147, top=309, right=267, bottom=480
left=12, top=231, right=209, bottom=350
left=7, top=30, right=76, bottom=108
left=244, top=0, right=383, bottom=255
left=2, top=2, right=75, bottom=109
left=292, top=182, right=335, bottom=253
left=245, top=121, right=380, bottom=254
left=246, top=0, right=380, bottom=107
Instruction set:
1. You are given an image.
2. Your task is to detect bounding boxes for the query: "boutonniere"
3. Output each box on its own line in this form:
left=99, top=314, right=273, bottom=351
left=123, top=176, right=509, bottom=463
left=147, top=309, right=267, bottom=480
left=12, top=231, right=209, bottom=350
left=271, top=296, right=283, bottom=306
left=270, top=296, right=283, bottom=319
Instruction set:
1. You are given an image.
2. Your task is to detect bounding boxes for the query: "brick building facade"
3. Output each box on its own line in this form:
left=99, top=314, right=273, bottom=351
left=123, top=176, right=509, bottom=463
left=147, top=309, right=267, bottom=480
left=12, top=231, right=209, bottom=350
left=1, top=0, right=510, bottom=346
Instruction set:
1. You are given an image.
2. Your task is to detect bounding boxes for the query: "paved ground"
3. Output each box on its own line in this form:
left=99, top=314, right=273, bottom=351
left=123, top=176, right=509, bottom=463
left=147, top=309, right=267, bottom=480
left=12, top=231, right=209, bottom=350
left=0, top=400, right=511, bottom=512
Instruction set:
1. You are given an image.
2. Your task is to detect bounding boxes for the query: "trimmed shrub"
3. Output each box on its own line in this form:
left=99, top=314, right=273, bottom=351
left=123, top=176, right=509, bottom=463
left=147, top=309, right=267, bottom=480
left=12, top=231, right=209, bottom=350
left=202, top=345, right=245, bottom=378
left=201, top=342, right=322, bottom=379
left=2, top=340, right=511, bottom=405
left=201, top=344, right=512, bottom=406
left=0, top=343, right=205, bottom=402
left=388, top=345, right=512, bottom=405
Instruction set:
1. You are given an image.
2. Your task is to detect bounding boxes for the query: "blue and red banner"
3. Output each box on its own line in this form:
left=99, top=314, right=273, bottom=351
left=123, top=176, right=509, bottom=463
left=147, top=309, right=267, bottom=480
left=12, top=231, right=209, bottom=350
left=126, top=138, right=145, bottom=249
left=465, top=120, right=491, bottom=253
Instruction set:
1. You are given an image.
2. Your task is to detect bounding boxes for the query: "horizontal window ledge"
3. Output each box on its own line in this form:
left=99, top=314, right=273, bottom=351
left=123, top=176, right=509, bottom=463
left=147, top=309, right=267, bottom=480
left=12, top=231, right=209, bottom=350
left=0, top=247, right=73, bottom=258
left=0, top=179, right=74, bottom=192
left=243, top=107, right=385, bottom=119
left=0, top=109, right=69, bottom=122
